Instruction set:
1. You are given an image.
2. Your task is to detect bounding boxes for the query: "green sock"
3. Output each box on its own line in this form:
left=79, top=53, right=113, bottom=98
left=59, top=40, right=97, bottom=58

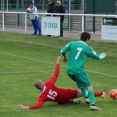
left=86, top=91, right=88, bottom=97
left=81, top=88, right=87, bottom=97
left=88, top=90, right=95, bottom=104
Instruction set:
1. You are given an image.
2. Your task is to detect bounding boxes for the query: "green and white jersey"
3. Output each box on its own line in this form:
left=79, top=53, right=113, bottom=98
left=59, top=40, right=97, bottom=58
left=61, top=41, right=101, bottom=74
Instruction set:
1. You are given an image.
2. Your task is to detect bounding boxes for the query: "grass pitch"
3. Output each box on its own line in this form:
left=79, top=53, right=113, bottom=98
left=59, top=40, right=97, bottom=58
left=0, top=31, right=117, bottom=117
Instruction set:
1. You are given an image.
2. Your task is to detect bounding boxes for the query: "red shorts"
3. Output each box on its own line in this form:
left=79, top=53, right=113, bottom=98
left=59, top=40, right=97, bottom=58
left=57, top=89, right=78, bottom=104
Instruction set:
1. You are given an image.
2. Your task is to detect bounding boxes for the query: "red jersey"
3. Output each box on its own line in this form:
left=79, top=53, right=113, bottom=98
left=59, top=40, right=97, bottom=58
left=29, top=64, right=77, bottom=109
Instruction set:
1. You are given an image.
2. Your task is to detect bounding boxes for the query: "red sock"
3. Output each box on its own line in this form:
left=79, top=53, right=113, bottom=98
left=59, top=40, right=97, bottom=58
left=94, top=92, right=103, bottom=97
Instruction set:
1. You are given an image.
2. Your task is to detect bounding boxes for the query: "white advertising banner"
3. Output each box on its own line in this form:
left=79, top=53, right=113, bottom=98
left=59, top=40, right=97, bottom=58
left=101, top=18, right=117, bottom=40
left=41, top=16, right=60, bottom=36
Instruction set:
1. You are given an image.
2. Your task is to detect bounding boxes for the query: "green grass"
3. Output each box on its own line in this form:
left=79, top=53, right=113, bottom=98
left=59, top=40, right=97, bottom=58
left=0, top=31, right=117, bottom=117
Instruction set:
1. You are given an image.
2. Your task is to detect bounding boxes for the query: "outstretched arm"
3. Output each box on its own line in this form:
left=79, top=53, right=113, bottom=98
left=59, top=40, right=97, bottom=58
left=17, top=104, right=29, bottom=109
left=87, top=47, right=106, bottom=60
left=17, top=97, right=44, bottom=110
left=46, top=56, right=61, bottom=84
left=99, top=52, right=106, bottom=59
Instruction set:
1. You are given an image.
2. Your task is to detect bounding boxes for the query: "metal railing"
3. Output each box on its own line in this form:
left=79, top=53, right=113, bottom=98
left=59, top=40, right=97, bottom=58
left=0, top=11, right=117, bottom=33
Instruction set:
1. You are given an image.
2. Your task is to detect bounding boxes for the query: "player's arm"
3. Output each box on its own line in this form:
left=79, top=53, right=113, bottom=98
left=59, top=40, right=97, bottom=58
left=88, top=47, right=106, bottom=60
left=46, top=56, right=61, bottom=84
left=61, top=42, right=71, bottom=63
left=17, top=97, right=44, bottom=110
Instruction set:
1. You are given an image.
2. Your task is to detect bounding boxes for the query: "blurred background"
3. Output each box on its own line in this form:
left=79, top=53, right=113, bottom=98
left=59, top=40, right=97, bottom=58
left=0, top=0, right=117, bottom=32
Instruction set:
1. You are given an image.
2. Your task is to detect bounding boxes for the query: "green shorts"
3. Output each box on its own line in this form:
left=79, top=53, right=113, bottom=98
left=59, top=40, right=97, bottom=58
left=67, top=71, right=92, bottom=88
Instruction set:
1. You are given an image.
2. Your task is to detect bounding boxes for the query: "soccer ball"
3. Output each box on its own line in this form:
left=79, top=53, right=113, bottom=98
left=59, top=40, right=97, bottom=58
left=110, top=89, right=117, bottom=100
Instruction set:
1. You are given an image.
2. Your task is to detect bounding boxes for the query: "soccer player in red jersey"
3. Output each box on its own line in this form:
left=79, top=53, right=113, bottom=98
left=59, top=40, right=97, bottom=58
left=18, top=56, right=107, bottom=110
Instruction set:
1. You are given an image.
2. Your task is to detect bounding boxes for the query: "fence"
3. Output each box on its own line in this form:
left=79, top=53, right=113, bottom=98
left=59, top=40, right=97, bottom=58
left=0, top=4, right=82, bottom=10
left=0, top=11, right=117, bottom=33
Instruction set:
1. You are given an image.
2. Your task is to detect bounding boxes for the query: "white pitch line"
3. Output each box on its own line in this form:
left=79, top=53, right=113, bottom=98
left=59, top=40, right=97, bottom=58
left=0, top=52, right=117, bottom=77
left=0, top=70, right=54, bottom=74
left=86, top=70, right=117, bottom=78
left=0, top=52, right=55, bottom=65
left=0, top=70, right=66, bottom=74
left=0, top=70, right=65, bottom=74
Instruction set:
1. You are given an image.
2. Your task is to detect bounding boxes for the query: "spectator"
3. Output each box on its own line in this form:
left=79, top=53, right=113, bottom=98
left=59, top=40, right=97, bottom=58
left=47, top=0, right=55, bottom=15
left=47, top=0, right=55, bottom=37
left=26, top=3, right=41, bottom=36
left=55, top=1, right=65, bottom=37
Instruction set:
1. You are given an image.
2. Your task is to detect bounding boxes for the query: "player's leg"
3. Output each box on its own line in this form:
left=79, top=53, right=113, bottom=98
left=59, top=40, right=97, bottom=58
left=71, top=90, right=105, bottom=103
left=87, top=86, right=102, bottom=110
left=94, top=89, right=108, bottom=98
left=61, top=89, right=81, bottom=104
left=101, top=89, right=108, bottom=98
left=68, top=73, right=93, bottom=105
left=74, top=90, right=106, bottom=98
left=94, top=91, right=103, bottom=97
left=68, top=89, right=105, bottom=103
left=80, top=87, right=87, bottom=97
left=67, top=73, right=76, bottom=82
left=72, top=73, right=89, bottom=103
left=67, top=73, right=83, bottom=104
left=87, top=86, right=95, bottom=104
left=71, top=90, right=84, bottom=104
left=69, top=89, right=107, bottom=104
left=68, top=73, right=88, bottom=98
left=67, top=89, right=96, bottom=104
left=76, top=72, right=102, bottom=110
left=78, top=72, right=95, bottom=105
left=84, top=72, right=102, bottom=110
left=68, top=89, right=83, bottom=104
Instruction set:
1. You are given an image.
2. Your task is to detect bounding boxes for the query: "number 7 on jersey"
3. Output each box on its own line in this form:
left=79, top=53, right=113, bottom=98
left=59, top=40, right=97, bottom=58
left=75, top=48, right=82, bottom=59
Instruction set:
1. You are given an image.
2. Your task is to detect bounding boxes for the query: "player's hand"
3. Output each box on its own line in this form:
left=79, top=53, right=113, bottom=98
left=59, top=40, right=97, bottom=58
left=56, top=56, right=62, bottom=64
left=99, top=52, right=106, bottom=59
left=63, top=58, right=68, bottom=63
left=17, top=104, right=26, bottom=110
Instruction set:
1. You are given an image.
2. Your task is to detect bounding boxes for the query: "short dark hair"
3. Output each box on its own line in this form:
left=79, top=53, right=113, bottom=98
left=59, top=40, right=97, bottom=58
left=80, top=32, right=91, bottom=41
left=48, top=0, right=52, bottom=2
left=30, top=3, right=33, bottom=5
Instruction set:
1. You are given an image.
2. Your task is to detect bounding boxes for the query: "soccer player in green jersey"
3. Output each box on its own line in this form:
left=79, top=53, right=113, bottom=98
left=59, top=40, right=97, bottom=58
left=61, top=32, right=106, bottom=111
